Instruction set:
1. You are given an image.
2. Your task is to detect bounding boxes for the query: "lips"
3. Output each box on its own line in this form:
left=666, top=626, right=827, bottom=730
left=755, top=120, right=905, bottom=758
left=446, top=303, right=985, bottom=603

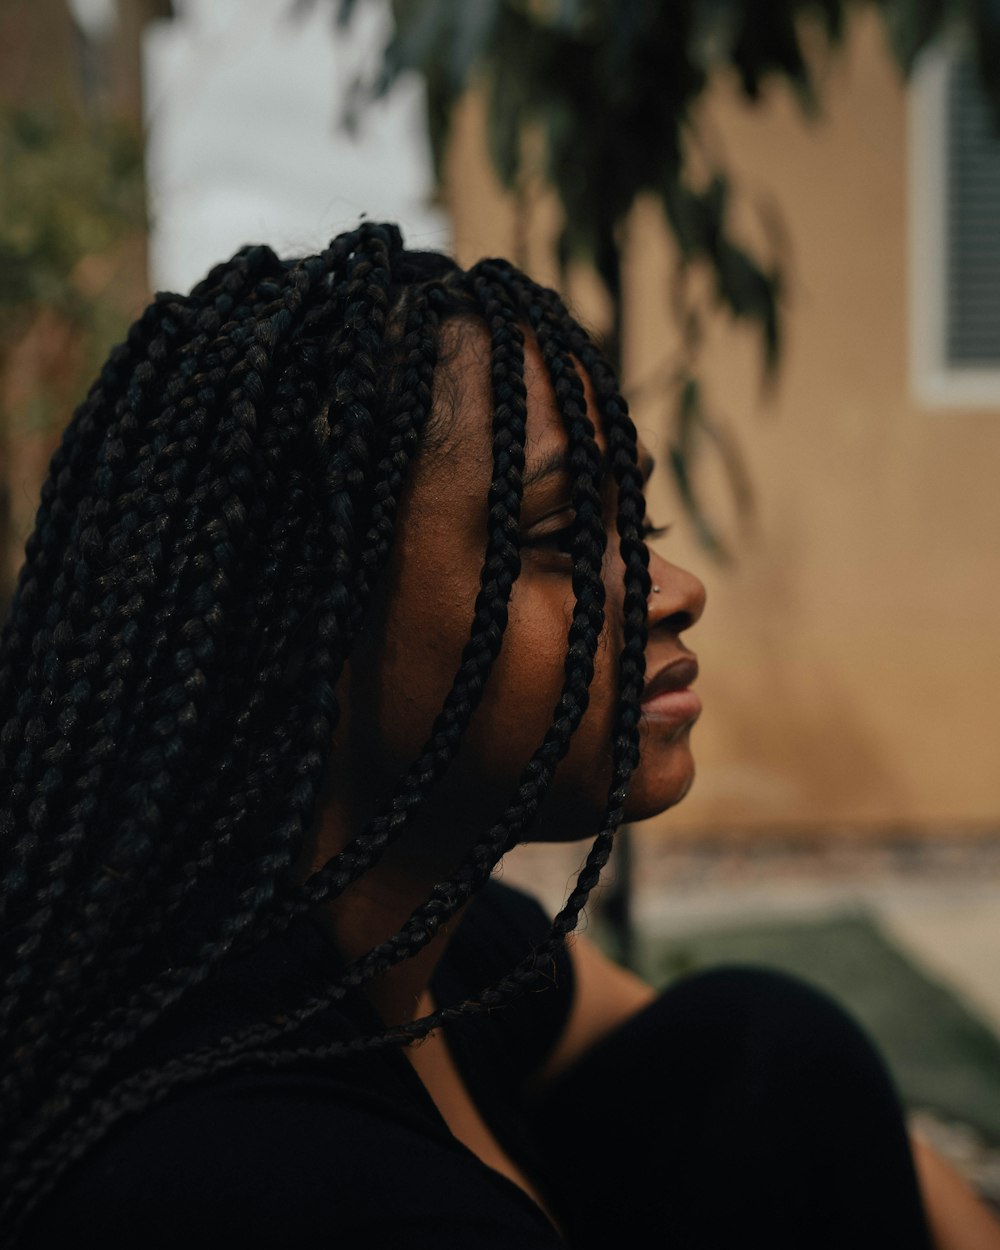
left=638, top=655, right=701, bottom=728
left=641, top=656, right=699, bottom=703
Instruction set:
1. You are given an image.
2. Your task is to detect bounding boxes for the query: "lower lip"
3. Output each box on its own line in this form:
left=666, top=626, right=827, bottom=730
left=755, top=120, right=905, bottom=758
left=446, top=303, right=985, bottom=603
left=639, top=688, right=702, bottom=725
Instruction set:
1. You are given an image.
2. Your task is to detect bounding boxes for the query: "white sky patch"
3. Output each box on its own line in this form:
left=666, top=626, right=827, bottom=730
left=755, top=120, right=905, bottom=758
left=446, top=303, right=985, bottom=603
left=143, top=0, right=449, bottom=293
left=67, top=0, right=119, bottom=40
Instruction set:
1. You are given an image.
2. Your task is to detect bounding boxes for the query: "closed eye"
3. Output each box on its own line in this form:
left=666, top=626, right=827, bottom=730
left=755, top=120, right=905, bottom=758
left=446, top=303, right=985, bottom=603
left=523, top=518, right=670, bottom=557
left=523, top=525, right=576, bottom=556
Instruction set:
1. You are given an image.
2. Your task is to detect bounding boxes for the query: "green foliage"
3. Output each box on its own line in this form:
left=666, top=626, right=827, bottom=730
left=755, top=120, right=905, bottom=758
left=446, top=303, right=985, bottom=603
left=669, top=374, right=755, bottom=562
left=326, top=0, right=996, bottom=554
left=0, top=104, right=146, bottom=611
left=0, top=104, right=145, bottom=347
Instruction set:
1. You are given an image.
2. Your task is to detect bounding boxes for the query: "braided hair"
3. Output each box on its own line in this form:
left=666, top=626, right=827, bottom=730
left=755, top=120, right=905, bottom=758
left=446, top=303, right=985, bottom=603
left=0, top=222, right=651, bottom=1238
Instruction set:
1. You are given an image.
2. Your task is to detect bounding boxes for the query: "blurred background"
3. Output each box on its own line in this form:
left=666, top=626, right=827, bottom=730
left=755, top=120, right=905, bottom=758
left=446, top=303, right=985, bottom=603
left=2, top=0, right=999, bottom=1200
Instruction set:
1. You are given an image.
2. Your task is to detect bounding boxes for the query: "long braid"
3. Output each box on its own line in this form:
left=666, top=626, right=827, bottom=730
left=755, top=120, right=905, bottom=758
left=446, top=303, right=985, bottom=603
left=354, top=266, right=654, bottom=1023
left=0, top=256, right=295, bottom=1072
left=284, top=272, right=528, bottom=917
left=0, top=291, right=208, bottom=923
left=0, top=227, right=655, bottom=1241
left=0, top=259, right=530, bottom=1195
left=0, top=243, right=356, bottom=1110
left=360, top=262, right=652, bottom=1021
left=0, top=230, right=417, bottom=1135
left=466, top=261, right=650, bottom=932
left=276, top=254, right=610, bottom=961
left=2, top=256, right=620, bottom=1230
left=0, top=249, right=314, bottom=1070
left=0, top=264, right=454, bottom=1170
left=0, top=247, right=284, bottom=929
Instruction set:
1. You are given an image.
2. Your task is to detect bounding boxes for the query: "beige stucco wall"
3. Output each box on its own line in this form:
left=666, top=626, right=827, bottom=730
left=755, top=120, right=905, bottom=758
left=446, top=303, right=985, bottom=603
left=445, top=11, right=1000, bottom=834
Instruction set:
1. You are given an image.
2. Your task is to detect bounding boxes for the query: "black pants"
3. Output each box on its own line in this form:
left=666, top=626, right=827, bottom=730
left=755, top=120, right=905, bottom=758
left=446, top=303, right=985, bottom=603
left=529, top=966, right=934, bottom=1249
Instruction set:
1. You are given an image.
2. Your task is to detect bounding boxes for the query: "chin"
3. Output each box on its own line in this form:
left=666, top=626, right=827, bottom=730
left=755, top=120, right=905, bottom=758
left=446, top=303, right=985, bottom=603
left=527, top=731, right=696, bottom=840
left=621, top=748, right=696, bottom=824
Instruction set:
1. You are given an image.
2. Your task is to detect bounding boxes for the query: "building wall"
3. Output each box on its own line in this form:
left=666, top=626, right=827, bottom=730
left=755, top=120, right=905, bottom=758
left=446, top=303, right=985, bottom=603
left=445, top=10, right=1000, bottom=835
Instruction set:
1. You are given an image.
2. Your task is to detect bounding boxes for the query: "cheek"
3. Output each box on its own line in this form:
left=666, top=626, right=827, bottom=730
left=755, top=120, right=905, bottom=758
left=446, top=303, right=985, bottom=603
left=407, top=570, right=616, bottom=824
left=356, top=583, right=575, bottom=827
left=374, top=567, right=479, bottom=769
left=360, top=551, right=631, bottom=831
left=456, top=585, right=575, bottom=784
left=464, top=577, right=624, bottom=832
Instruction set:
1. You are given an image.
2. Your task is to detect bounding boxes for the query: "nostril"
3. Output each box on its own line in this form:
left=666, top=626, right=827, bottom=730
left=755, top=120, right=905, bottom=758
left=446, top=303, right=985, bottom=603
left=645, top=559, right=706, bottom=631
left=660, top=609, right=696, bottom=635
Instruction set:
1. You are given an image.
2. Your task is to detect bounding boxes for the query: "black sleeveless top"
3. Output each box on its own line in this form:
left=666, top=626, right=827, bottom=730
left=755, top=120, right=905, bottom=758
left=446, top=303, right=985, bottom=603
left=22, top=882, right=933, bottom=1249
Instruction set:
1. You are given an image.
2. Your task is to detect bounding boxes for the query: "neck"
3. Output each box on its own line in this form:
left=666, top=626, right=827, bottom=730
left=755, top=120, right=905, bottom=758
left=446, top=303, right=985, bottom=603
left=318, top=870, right=461, bottom=1028
left=309, top=801, right=481, bottom=1029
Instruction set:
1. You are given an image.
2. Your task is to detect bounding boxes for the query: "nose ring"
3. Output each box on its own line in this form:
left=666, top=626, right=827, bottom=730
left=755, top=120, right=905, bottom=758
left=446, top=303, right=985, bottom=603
left=651, top=584, right=661, bottom=594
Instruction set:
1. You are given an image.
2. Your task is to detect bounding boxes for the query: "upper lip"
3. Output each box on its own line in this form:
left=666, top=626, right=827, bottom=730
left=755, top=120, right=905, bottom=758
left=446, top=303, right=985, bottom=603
left=641, top=656, right=699, bottom=701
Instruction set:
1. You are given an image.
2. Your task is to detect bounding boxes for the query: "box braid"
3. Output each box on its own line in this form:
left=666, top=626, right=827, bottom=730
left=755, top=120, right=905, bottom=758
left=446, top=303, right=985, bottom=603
left=0, top=244, right=299, bottom=1060
left=8, top=259, right=520, bottom=1116
left=0, top=254, right=508, bottom=1187
left=0, top=237, right=380, bottom=1061
left=0, top=224, right=651, bottom=1239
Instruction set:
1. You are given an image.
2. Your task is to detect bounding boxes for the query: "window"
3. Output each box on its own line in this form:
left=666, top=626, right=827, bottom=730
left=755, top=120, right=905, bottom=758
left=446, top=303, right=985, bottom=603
left=909, top=42, right=1000, bottom=407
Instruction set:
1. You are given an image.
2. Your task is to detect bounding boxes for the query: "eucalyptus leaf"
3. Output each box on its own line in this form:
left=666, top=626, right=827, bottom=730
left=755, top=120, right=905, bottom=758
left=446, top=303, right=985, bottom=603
left=878, top=0, right=945, bottom=71
left=970, top=0, right=1000, bottom=128
left=331, top=0, right=999, bottom=553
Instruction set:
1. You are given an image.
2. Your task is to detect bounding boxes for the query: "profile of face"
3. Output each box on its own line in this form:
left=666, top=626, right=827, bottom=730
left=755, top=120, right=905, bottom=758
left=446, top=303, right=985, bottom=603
left=328, top=318, right=706, bottom=862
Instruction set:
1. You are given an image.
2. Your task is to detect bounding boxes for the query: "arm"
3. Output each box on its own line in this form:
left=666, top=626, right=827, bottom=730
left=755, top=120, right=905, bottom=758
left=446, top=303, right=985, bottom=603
left=912, top=1134, right=1000, bottom=1250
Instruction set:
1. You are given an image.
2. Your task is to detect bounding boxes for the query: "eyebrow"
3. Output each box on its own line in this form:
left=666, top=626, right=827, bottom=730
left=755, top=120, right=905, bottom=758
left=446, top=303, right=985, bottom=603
left=522, top=445, right=656, bottom=490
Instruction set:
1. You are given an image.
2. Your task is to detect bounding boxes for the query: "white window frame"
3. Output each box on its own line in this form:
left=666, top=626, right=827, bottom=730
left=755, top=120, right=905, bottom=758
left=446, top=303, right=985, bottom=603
left=909, top=41, right=1000, bottom=408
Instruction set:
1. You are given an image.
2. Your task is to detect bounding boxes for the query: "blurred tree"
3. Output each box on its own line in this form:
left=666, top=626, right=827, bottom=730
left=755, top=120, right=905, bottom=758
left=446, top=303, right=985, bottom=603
left=323, top=0, right=1000, bottom=965
left=0, top=0, right=166, bottom=614
left=0, top=107, right=144, bottom=329
left=0, top=103, right=145, bottom=610
left=324, top=0, right=1000, bottom=559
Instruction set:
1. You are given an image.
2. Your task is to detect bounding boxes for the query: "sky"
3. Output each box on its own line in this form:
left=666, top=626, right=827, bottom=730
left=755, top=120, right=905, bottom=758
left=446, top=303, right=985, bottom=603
left=142, top=0, right=449, bottom=293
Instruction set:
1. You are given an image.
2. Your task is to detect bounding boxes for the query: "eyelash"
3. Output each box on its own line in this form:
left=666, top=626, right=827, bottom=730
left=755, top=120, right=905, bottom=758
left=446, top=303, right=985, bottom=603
left=526, top=518, right=670, bottom=555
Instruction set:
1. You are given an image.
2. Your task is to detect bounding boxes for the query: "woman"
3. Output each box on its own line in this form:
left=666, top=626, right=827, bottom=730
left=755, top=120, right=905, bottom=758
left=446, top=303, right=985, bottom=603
left=0, top=223, right=993, bottom=1247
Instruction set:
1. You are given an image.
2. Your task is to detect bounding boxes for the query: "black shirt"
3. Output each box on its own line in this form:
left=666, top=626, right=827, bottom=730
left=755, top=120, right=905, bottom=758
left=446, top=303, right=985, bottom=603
left=22, top=882, right=933, bottom=1248
left=22, top=883, right=571, bottom=1248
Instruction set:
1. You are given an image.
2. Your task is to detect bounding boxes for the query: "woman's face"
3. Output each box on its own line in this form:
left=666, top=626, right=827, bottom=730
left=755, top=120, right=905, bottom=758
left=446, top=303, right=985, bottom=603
left=333, top=322, right=706, bottom=852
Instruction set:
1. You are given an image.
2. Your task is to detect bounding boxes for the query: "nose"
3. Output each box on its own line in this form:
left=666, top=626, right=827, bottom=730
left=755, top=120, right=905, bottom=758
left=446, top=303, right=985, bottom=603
left=646, top=549, right=706, bottom=635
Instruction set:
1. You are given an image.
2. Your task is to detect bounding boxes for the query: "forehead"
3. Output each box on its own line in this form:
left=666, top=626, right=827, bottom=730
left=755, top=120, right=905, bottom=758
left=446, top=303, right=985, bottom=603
left=428, top=319, right=610, bottom=474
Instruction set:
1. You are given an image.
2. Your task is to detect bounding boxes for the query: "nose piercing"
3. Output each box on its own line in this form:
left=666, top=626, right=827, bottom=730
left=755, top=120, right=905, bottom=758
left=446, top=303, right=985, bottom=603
left=651, top=584, right=661, bottom=594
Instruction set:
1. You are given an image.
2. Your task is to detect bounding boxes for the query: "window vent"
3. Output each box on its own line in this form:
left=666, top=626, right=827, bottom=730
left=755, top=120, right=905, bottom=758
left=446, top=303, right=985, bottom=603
left=946, top=54, right=1000, bottom=366
left=910, top=44, right=1000, bottom=407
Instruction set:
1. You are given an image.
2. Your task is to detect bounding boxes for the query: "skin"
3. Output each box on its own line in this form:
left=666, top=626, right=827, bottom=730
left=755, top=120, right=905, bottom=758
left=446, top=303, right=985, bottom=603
left=912, top=1137, right=1000, bottom=1249
left=331, top=326, right=704, bottom=831
left=310, top=318, right=702, bottom=1227
left=311, top=319, right=1000, bottom=1247
left=313, top=321, right=704, bottom=1009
